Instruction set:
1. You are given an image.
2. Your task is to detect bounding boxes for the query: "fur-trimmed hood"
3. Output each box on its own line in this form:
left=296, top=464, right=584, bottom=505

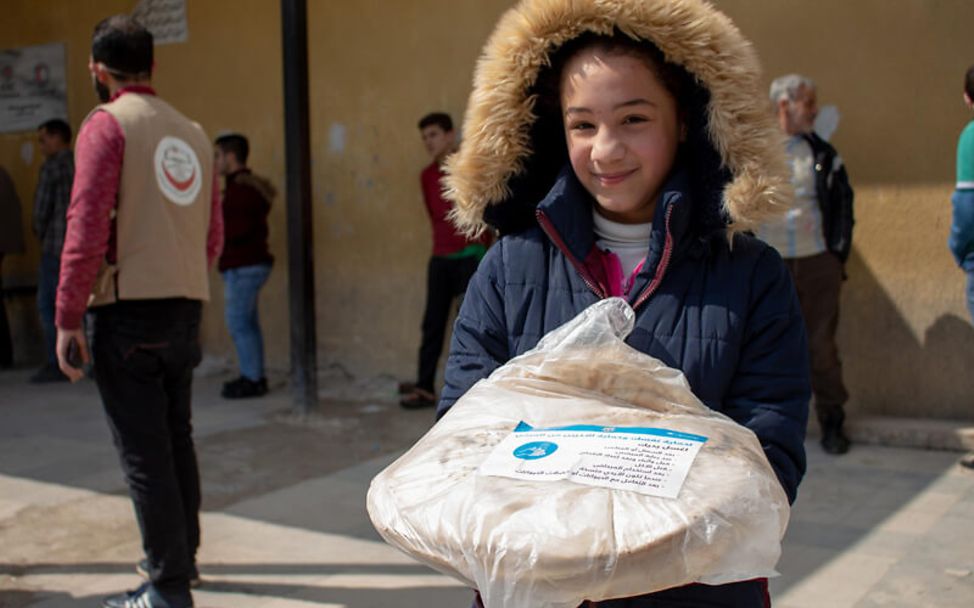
left=444, top=0, right=790, bottom=237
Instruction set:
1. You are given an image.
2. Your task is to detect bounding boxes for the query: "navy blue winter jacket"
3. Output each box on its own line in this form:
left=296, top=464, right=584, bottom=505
left=440, top=167, right=810, bottom=503
left=439, top=168, right=810, bottom=607
left=435, top=1, right=812, bottom=605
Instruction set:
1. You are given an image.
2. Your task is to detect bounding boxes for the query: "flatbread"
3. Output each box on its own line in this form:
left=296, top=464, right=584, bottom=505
left=368, top=332, right=789, bottom=608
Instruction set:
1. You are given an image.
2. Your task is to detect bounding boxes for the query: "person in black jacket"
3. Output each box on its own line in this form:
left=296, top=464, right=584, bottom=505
left=30, top=118, right=74, bottom=383
left=760, top=74, right=855, bottom=455
left=0, top=165, right=25, bottom=369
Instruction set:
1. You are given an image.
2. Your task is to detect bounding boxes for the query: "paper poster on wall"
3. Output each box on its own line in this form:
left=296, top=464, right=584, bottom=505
left=0, top=42, right=68, bottom=134
left=133, top=0, right=189, bottom=45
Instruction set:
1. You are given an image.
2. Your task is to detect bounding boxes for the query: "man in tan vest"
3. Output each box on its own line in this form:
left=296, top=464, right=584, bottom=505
left=55, top=15, right=222, bottom=608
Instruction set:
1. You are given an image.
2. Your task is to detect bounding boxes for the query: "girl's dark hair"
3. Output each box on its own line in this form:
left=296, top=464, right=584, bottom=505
left=92, top=15, right=153, bottom=78
left=966, top=65, right=974, bottom=100
left=539, top=32, right=692, bottom=113
left=528, top=32, right=695, bottom=174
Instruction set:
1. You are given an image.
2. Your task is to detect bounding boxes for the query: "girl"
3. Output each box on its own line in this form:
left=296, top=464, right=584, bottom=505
left=439, top=0, right=811, bottom=606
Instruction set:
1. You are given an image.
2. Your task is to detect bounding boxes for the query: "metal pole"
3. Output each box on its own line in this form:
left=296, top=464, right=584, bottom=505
left=280, top=0, right=318, bottom=413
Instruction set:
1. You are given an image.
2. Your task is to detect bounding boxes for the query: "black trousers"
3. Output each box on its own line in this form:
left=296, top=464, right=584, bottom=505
left=783, top=252, right=849, bottom=431
left=473, top=578, right=769, bottom=607
left=417, top=255, right=480, bottom=393
left=93, top=298, right=202, bottom=594
left=0, top=254, right=12, bottom=367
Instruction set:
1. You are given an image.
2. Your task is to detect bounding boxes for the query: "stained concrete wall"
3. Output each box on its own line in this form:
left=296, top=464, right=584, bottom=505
left=0, top=0, right=285, bottom=368
left=716, top=0, right=974, bottom=418
left=1, top=0, right=134, bottom=366
left=1, top=1, right=971, bottom=420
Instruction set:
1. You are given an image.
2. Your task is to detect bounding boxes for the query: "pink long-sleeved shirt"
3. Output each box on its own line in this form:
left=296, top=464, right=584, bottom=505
left=55, top=86, right=223, bottom=330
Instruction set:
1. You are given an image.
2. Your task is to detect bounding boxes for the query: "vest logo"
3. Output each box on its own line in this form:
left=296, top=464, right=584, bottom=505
left=154, top=136, right=202, bottom=206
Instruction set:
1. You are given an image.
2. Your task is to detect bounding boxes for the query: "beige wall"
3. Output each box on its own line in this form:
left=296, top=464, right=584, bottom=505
left=0, top=0, right=286, bottom=366
left=2, top=1, right=972, bottom=420
left=1, top=0, right=133, bottom=363
left=304, top=1, right=510, bottom=377
left=716, top=0, right=974, bottom=418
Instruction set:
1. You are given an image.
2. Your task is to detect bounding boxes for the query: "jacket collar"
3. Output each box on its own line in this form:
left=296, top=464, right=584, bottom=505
left=227, top=168, right=252, bottom=182
left=109, top=85, right=156, bottom=102
left=45, top=148, right=73, bottom=165
left=537, top=164, right=696, bottom=289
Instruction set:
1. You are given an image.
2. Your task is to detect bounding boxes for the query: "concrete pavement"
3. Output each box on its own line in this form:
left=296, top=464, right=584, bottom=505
left=1, top=367, right=972, bottom=607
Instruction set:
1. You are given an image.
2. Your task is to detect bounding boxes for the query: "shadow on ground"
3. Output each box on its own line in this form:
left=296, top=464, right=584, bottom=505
left=2, top=366, right=972, bottom=606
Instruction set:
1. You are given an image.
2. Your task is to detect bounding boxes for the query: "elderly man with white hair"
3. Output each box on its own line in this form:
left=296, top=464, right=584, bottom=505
left=759, top=74, right=855, bottom=455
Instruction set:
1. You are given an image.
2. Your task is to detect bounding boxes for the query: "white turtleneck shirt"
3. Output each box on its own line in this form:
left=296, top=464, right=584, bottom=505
left=592, top=209, right=652, bottom=295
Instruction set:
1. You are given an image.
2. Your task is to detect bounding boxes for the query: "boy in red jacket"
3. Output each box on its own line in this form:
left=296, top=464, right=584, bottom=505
left=400, top=113, right=490, bottom=408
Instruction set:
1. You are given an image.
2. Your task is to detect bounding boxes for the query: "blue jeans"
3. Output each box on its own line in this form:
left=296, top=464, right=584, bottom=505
left=967, top=270, right=974, bottom=324
left=222, top=264, right=271, bottom=381
left=37, top=251, right=60, bottom=365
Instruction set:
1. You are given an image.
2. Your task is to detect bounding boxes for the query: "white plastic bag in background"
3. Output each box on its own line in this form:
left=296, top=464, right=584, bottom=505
left=367, top=298, right=790, bottom=608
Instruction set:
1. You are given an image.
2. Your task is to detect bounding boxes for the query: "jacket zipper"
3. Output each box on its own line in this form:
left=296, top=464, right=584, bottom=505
left=631, top=203, right=675, bottom=311
left=536, top=209, right=607, bottom=299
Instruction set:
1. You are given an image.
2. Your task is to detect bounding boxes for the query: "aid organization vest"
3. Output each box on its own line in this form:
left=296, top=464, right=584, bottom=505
left=86, top=93, right=212, bottom=307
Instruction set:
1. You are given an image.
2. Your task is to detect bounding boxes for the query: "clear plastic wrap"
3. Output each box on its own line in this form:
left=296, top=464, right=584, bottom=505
left=367, top=298, right=790, bottom=608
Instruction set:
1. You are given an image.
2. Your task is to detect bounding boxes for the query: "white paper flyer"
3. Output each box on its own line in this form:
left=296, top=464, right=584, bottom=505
left=479, top=422, right=708, bottom=499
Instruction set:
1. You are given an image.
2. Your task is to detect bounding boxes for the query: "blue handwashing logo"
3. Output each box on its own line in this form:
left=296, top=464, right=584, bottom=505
left=513, top=441, right=559, bottom=460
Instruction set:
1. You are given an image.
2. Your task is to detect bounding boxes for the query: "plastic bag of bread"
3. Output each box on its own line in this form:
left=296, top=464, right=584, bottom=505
left=367, top=298, right=790, bottom=608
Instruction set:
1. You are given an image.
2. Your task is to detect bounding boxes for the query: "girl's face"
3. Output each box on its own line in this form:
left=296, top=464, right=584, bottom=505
left=560, top=48, right=683, bottom=224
